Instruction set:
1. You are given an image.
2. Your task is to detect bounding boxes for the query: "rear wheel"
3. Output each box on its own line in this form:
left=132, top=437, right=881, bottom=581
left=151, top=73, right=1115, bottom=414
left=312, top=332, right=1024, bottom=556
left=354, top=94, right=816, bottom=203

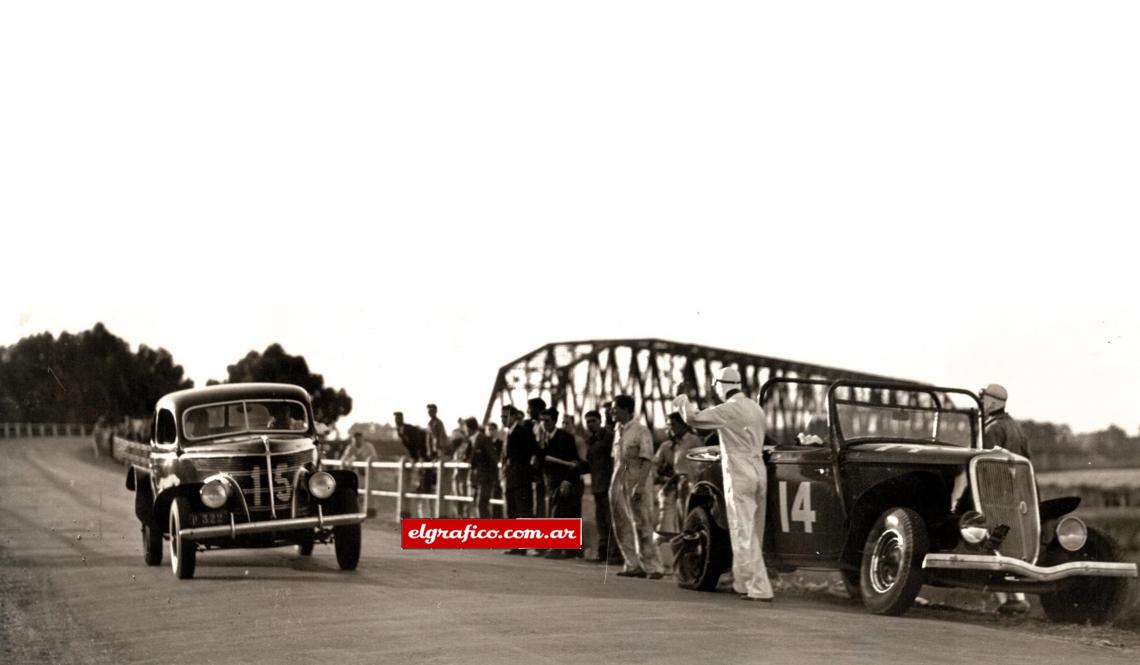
left=169, top=497, right=197, bottom=579
left=1040, top=528, right=1133, bottom=625
left=334, top=494, right=362, bottom=570
left=675, top=505, right=731, bottom=591
left=859, top=507, right=928, bottom=615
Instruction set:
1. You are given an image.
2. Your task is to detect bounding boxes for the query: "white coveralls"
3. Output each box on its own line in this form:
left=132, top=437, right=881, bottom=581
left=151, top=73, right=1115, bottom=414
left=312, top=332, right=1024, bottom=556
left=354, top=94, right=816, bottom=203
left=673, top=392, right=773, bottom=599
left=609, top=419, right=665, bottom=575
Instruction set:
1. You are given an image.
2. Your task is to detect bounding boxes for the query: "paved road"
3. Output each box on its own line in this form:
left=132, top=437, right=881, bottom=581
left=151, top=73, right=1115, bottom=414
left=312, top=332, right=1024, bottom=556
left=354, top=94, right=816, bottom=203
left=1, top=437, right=1136, bottom=665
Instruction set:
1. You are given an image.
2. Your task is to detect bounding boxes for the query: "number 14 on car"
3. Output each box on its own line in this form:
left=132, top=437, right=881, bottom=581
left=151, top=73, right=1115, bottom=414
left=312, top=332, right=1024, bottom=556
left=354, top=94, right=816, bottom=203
left=778, top=481, right=817, bottom=533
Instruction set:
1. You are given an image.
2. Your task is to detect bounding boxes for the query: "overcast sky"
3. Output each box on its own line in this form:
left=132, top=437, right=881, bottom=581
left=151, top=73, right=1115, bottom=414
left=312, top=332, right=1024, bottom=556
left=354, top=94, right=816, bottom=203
left=2, top=2, right=1138, bottom=434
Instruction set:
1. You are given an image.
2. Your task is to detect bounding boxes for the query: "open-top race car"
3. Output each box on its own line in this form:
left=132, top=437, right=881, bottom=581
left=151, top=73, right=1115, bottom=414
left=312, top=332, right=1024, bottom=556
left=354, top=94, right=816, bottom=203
left=126, top=383, right=366, bottom=579
left=674, top=378, right=1138, bottom=623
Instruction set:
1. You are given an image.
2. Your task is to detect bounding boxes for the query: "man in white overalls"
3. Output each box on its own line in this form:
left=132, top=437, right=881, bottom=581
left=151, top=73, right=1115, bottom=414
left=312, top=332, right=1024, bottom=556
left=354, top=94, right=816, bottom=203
left=673, top=367, right=774, bottom=601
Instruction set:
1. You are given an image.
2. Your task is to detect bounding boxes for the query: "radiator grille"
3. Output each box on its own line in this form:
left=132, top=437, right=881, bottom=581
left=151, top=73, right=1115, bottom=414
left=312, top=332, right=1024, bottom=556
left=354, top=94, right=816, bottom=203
left=193, top=449, right=314, bottom=520
left=972, top=457, right=1039, bottom=562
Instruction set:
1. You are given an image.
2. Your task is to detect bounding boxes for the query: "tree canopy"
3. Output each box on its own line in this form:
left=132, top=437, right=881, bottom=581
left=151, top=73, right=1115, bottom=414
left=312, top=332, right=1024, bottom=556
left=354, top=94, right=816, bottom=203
left=221, top=343, right=352, bottom=426
left=0, top=323, right=193, bottom=423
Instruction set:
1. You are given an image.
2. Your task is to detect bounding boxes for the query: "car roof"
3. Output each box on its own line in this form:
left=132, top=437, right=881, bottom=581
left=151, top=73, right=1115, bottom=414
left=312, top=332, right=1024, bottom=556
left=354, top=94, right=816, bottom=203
left=156, top=383, right=311, bottom=413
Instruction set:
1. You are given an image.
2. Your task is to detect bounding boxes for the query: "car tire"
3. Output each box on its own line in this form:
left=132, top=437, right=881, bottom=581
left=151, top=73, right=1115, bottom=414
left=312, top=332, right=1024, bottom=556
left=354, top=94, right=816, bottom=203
left=859, top=507, right=928, bottom=616
left=675, top=505, right=731, bottom=591
left=169, top=497, right=197, bottom=580
left=142, top=520, right=163, bottom=566
left=333, top=493, right=362, bottom=571
left=1040, top=528, right=1133, bottom=625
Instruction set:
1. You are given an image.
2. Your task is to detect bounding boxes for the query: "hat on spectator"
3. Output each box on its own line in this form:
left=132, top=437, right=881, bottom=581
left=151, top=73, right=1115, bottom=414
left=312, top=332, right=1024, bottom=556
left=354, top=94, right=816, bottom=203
left=715, top=366, right=742, bottom=385
left=981, top=383, right=1008, bottom=402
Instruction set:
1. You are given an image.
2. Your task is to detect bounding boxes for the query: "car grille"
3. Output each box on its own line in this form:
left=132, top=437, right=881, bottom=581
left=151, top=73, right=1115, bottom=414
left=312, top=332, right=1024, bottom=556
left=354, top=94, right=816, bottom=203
left=972, top=457, right=1039, bottom=562
left=194, top=449, right=315, bottom=521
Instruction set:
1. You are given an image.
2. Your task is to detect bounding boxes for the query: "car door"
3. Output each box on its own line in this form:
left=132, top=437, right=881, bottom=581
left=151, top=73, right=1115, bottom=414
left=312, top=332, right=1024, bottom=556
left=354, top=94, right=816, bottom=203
left=766, top=444, right=845, bottom=564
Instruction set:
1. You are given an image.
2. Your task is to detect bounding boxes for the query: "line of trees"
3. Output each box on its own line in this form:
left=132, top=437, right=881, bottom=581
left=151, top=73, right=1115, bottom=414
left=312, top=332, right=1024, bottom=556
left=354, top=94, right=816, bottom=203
left=1023, top=420, right=1140, bottom=471
left=0, top=324, right=351, bottom=427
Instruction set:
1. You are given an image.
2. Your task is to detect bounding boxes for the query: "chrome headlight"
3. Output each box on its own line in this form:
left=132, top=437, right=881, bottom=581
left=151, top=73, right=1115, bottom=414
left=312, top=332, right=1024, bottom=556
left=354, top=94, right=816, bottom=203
left=958, top=510, right=989, bottom=545
left=308, top=471, right=336, bottom=499
left=200, top=479, right=230, bottom=509
left=1056, top=516, right=1087, bottom=552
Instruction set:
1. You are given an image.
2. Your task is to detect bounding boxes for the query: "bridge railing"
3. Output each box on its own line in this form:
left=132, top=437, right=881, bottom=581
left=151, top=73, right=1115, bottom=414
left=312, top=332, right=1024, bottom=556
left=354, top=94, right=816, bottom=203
left=0, top=422, right=90, bottom=438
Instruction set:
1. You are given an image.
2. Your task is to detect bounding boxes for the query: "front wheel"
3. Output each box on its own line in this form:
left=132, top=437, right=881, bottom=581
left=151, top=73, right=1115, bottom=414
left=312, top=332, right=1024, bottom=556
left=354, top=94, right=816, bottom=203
left=333, top=494, right=362, bottom=570
left=169, top=497, right=197, bottom=579
left=142, top=520, right=163, bottom=566
left=859, top=507, right=928, bottom=615
left=675, top=505, right=731, bottom=591
left=1040, top=528, right=1133, bottom=625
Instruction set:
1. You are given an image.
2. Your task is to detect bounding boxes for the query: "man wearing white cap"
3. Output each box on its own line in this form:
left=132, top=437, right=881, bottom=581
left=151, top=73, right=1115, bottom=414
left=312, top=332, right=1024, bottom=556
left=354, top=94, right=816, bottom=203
left=981, top=382, right=1032, bottom=614
left=672, top=367, right=774, bottom=602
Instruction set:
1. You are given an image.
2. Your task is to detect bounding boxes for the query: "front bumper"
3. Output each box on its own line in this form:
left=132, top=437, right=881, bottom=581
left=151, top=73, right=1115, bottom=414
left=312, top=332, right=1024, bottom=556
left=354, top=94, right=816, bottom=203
left=923, top=553, right=1138, bottom=582
left=178, top=510, right=367, bottom=540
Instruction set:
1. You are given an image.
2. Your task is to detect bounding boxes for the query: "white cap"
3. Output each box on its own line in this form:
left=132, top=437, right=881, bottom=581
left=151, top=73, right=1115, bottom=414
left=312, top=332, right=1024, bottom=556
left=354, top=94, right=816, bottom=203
left=981, top=383, right=1008, bottom=402
left=715, top=366, right=742, bottom=384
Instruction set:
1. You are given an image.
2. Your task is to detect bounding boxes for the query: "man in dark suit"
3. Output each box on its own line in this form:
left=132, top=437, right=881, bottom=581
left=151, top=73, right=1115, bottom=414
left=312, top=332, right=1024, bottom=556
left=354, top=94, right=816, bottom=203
left=539, top=407, right=586, bottom=559
left=467, top=417, right=498, bottom=519
left=501, top=405, right=537, bottom=555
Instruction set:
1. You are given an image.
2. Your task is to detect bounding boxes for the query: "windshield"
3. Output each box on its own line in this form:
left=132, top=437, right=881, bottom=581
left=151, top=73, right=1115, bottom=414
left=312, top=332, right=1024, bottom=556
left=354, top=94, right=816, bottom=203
left=834, top=401, right=974, bottom=447
left=182, top=399, right=309, bottom=442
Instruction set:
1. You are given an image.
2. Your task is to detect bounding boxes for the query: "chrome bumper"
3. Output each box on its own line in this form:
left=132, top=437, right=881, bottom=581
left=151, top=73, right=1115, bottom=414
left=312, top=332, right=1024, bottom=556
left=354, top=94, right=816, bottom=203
left=179, top=512, right=367, bottom=540
left=923, top=553, right=1139, bottom=582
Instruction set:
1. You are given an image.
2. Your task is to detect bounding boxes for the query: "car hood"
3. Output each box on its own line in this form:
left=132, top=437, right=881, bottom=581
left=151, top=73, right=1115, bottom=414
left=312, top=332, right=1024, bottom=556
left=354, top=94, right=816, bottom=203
left=844, top=442, right=989, bottom=465
left=180, top=435, right=315, bottom=457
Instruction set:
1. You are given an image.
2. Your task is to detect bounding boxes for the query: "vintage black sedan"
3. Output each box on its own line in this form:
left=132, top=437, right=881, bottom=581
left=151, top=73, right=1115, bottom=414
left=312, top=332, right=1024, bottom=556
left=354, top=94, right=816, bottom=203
left=126, top=383, right=366, bottom=579
left=674, top=378, right=1138, bottom=624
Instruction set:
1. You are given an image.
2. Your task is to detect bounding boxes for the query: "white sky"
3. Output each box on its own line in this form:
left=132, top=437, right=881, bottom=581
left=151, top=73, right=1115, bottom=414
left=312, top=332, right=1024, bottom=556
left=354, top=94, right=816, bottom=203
left=2, top=2, right=1138, bottom=434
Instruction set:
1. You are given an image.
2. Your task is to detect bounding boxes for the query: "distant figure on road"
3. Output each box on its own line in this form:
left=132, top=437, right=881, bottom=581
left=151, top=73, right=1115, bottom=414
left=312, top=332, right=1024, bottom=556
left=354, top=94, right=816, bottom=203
left=654, top=412, right=703, bottom=538
left=673, top=367, right=774, bottom=602
left=502, top=406, right=537, bottom=555
left=609, top=394, right=665, bottom=579
left=466, top=417, right=497, bottom=519
left=584, top=409, right=621, bottom=564
left=540, top=407, right=586, bottom=559
left=526, top=397, right=549, bottom=518
left=340, top=431, right=378, bottom=518
left=981, top=382, right=1032, bottom=615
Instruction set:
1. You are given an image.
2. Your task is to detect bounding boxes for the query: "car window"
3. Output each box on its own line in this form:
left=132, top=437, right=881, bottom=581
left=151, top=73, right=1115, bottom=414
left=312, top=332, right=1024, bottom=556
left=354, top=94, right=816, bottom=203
left=183, top=400, right=309, bottom=442
left=156, top=409, right=177, bottom=444
left=835, top=401, right=973, bottom=447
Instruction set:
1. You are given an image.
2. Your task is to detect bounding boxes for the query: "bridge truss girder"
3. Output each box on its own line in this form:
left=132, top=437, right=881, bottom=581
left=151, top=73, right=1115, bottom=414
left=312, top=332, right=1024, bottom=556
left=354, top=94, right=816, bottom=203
left=482, top=338, right=918, bottom=433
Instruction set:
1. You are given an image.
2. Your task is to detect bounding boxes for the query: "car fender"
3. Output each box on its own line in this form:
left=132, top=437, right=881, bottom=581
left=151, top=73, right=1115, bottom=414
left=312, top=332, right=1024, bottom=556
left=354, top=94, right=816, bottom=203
left=840, top=470, right=948, bottom=569
left=153, top=484, right=203, bottom=532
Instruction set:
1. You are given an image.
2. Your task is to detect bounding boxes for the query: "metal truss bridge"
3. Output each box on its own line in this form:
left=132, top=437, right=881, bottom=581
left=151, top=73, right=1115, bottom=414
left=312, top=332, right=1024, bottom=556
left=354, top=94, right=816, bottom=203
left=482, top=338, right=920, bottom=433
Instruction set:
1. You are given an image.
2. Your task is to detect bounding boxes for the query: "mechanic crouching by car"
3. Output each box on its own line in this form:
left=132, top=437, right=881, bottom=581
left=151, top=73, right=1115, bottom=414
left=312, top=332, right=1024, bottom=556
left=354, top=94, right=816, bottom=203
left=673, top=367, right=774, bottom=602
left=981, top=382, right=1032, bottom=615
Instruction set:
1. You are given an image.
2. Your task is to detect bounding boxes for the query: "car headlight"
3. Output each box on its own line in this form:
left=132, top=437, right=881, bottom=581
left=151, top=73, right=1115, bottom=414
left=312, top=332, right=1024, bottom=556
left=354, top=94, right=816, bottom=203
left=1056, top=516, right=1087, bottom=552
left=200, top=479, right=230, bottom=509
left=958, top=511, right=989, bottom=545
left=309, top=471, right=336, bottom=499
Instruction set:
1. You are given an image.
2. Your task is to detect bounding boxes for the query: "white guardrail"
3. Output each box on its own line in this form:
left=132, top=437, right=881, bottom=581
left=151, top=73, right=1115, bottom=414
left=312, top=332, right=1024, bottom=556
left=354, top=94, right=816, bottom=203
left=0, top=422, right=90, bottom=438
left=106, top=438, right=504, bottom=519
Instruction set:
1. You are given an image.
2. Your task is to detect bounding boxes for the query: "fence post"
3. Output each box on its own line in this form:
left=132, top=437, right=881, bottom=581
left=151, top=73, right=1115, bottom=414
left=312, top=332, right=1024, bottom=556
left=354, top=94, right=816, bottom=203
left=52, top=423, right=58, bottom=437
left=395, top=456, right=406, bottom=519
left=38, top=423, right=45, bottom=437
left=435, top=458, right=445, bottom=518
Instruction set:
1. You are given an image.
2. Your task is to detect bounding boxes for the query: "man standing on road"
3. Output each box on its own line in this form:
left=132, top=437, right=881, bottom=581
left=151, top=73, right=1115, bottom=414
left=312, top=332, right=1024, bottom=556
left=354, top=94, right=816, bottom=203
left=981, top=383, right=1032, bottom=615
left=540, top=407, right=586, bottom=559
left=673, top=367, right=774, bottom=602
left=526, top=397, right=549, bottom=518
left=467, top=417, right=498, bottom=519
left=609, top=394, right=666, bottom=579
left=502, top=406, right=537, bottom=555
left=585, top=409, right=621, bottom=564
